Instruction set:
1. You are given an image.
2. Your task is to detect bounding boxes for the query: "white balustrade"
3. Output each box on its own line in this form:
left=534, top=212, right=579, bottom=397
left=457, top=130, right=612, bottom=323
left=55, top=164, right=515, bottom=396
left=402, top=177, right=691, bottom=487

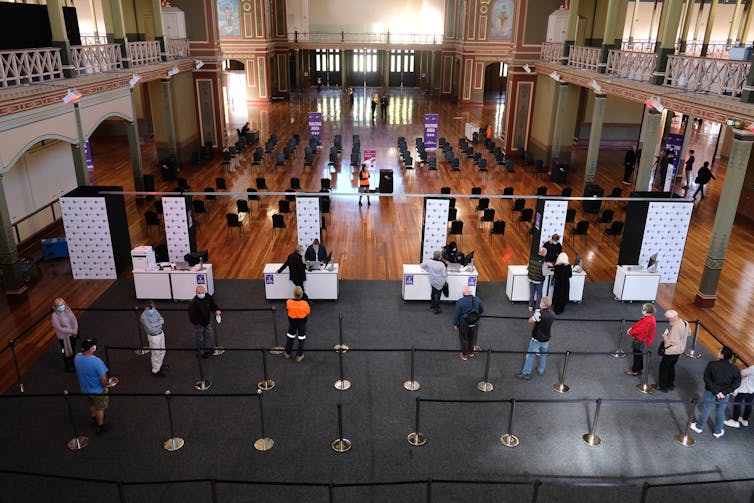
left=679, top=40, right=731, bottom=59
left=286, top=32, right=442, bottom=44
left=541, top=42, right=564, bottom=63
left=0, top=47, right=63, bottom=88
left=620, top=39, right=656, bottom=53
left=79, top=34, right=110, bottom=46
left=664, top=55, right=750, bottom=96
left=71, top=44, right=122, bottom=75
left=166, top=38, right=190, bottom=58
left=606, top=50, right=657, bottom=82
left=128, top=41, right=162, bottom=66
left=568, top=46, right=601, bottom=71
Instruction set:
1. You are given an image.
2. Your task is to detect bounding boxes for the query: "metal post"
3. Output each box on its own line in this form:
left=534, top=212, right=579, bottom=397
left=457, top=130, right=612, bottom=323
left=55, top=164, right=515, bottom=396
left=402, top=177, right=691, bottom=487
left=163, top=390, right=185, bottom=451
left=194, top=350, right=213, bottom=391
left=531, top=479, right=541, bottom=503
left=684, top=320, right=702, bottom=358
left=500, top=399, right=520, bottom=447
left=334, top=347, right=351, bottom=390
left=270, top=306, right=284, bottom=354
left=133, top=304, right=149, bottom=355
left=334, top=313, right=349, bottom=351
left=477, top=348, right=494, bottom=392
left=582, top=399, right=602, bottom=446
left=407, top=397, right=427, bottom=445
left=257, top=349, right=275, bottom=390
left=611, top=320, right=626, bottom=358
left=404, top=347, right=421, bottom=391
left=9, top=339, right=24, bottom=392
left=64, top=390, right=88, bottom=450
left=212, top=315, right=225, bottom=356
left=254, top=389, right=274, bottom=451
left=553, top=351, right=571, bottom=393
left=426, top=479, right=432, bottom=503
left=639, top=482, right=650, bottom=503
left=328, top=484, right=334, bottom=503
left=331, top=402, right=352, bottom=452
left=636, top=352, right=655, bottom=394
left=104, top=346, right=112, bottom=373
left=211, top=480, right=217, bottom=503
left=675, top=398, right=697, bottom=447
left=118, top=480, right=127, bottom=503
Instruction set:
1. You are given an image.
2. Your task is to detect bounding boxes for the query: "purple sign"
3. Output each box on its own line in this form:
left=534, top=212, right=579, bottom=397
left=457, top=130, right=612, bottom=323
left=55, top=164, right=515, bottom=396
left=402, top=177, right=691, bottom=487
left=84, top=140, right=94, bottom=171
left=308, top=112, right=322, bottom=144
left=196, top=274, right=206, bottom=285
left=405, top=275, right=413, bottom=285
left=468, top=276, right=477, bottom=286
left=424, top=114, right=439, bottom=150
left=663, top=133, right=684, bottom=191
left=265, top=274, right=274, bottom=285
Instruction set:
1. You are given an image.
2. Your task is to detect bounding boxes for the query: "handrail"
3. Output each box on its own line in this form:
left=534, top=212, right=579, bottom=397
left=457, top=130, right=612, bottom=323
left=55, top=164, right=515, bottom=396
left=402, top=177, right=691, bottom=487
left=128, top=41, right=161, bottom=66
left=664, top=55, right=750, bottom=96
left=288, top=31, right=442, bottom=45
left=697, top=321, right=749, bottom=367
left=11, top=199, right=60, bottom=244
left=70, top=43, right=123, bottom=75
left=165, top=37, right=190, bottom=59
left=0, top=47, right=63, bottom=88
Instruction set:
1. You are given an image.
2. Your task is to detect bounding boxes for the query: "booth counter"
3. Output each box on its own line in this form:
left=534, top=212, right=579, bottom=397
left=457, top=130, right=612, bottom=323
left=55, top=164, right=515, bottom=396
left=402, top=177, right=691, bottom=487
left=264, top=263, right=339, bottom=300
left=402, top=264, right=478, bottom=301
left=133, top=264, right=214, bottom=301
left=505, top=265, right=587, bottom=303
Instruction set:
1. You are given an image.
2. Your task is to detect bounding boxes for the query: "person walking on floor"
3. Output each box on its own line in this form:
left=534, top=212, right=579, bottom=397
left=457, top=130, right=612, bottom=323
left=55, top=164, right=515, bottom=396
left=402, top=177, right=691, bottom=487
left=515, top=296, right=555, bottom=380
left=284, top=286, right=310, bottom=362
left=74, top=339, right=112, bottom=433
left=380, top=94, right=388, bottom=118
left=358, top=163, right=371, bottom=206
left=683, top=150, right=695, bottom=188
left=453, top=286, right=484, bottom=360
left=692, top=161, right=715, bottom=200
left=725, top=364, right=754, bottom=429
left=51, top=297, right=79, bottom=373
left=527, top=247, right=547, bottom=313
left=188, top=285, right=222, bottom=358
left=624, top=303, right=656, bottom=376
left=623, top=146, right=637, bottom=184
left=657, top=309, right=690, bottom=391
left=370, top=92, right=377, bottom=118
left=140, top=301, right=168, bottom=377
left=691, top=346, right=741, bottom=438
left=420, top=250, right=448, bottom=314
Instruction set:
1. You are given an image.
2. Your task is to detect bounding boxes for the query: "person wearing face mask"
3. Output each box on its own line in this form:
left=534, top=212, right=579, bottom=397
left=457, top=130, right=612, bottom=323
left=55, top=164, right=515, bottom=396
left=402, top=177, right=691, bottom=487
left=74, top=339, right=111, bottom=433
left=305, top=239, right=327, bottom=263
left=278, top=245, right=307, bottom=291
left=188, top=285, right=222, bottom=358
left=140, top=301, right=168, bottom=377
left=51, top=297, right=79, bottom=372
left=624, top=303, right=656, bottom=376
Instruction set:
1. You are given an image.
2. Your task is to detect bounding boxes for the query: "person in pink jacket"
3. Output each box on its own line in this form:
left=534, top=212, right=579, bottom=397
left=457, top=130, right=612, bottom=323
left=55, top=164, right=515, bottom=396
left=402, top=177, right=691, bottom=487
left=51, top=297, right=79, bottom=372
left=624, top=303, right=656, bottom=377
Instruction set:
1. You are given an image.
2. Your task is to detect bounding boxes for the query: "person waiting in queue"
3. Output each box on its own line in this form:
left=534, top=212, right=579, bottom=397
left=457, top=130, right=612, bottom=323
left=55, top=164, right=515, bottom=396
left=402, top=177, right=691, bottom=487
left=305, top=239, right=327, bottom=263
left=284, top=286, right=311, bottom=363
left=278, top=245, right=307, bottom=292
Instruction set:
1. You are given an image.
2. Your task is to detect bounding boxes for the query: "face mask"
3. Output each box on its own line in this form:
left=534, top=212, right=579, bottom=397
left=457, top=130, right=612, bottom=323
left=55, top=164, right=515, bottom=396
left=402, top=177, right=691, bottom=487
left=56, top=305, right=66, bottom=312
left=641, top=310, right=648, bottom=316
left=197, top=293, right=206, bottom=299
left=147, top=309, right=156, bottom=315
left=90, top=345, right=96, bottom=353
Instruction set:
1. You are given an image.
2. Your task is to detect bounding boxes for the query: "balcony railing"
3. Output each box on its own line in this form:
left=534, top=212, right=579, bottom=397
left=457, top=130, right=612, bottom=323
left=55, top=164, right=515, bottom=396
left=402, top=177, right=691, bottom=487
left=568, top=45, right=600, bottom=71
left=681, top=40, right=731, bottom=59
left=70, top=44, right=122, bottom=76
left=541, top=42, right=564, bottom=63
left=79, top=34, right=110, bottom=46
left=287, top=31, right=443, bottom=45
left=606, top=50, right=657, bottom=82
left=664, top=55, right=750, bottom=96
left=621, top=39, right=656, bottom=53
left=0, top=47, right=63, bottom=88
left=128, top=41, right=161, bottom=66
left=165, top=38, right=190, bottom=59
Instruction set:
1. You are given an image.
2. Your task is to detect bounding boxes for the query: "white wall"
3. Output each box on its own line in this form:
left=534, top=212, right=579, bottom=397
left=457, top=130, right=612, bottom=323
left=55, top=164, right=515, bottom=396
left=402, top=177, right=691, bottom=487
left=73, top=0, right=107, bottom=36
left=306, top=0, right=444, bottom=35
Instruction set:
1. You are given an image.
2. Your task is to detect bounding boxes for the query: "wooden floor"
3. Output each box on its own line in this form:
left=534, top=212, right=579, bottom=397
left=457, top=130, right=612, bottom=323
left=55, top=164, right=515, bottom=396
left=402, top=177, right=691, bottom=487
left=2, top=87, right=753, bottom=392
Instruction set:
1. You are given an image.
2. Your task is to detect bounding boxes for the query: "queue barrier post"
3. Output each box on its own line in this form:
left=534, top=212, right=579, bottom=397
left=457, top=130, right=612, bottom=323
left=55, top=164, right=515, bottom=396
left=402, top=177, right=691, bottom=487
left=611, top=320, right=626, bottom=358
left=104, top=346, right=112, bottom=374
left=133, top=305, right=149, bottom=356
left=163, top=390, right=185, bottom=451
left=194, top=350, right=213, bottom=391
left=553, top=350, right=571, bottom=393
left=254, top=389, right=274, bottom=451
left=331, top=402, right=351, bottom=452
left=270, top=306, right=284, bottom=355
left=477, top=348, right=494, bottom=392
left=334, top=347, right=351, bottom=391
left=118, top=480, right=126, bottom=503
left=212, top=316, right=225, bottom=356
left=500, top=398, right=520, bottom=447
left=426, top=479, right=432, bottom=503
left=684, top=320, right=702, bottom=359
left=328, top=484, right=334, bottom=503
left=582, top=398, right=602, bottom=446
left=334, top=313, right=349, bottom=352
left=407, top=397, right=427, bottom=446
left=531, top=479, right=542, bottom=503
left=9, top=339, right=24, bottom=392
left=64, top=389, right=88, bottom=450
left=636, top=352, right=655, bottom=394
left=257, top=349, right=275, bottom=391
left=675, top=398, right=697, bottom=447
left=211, top=480, right=218, bottom=503
left=404, top=347, right=421, bottom=391
left=639, top=482, right=650, bottom=503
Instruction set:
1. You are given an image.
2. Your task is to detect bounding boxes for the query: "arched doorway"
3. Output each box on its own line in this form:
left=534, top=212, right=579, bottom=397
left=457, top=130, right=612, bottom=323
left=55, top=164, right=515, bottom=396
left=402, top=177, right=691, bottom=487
left=483, top=62, right=507, bottom=102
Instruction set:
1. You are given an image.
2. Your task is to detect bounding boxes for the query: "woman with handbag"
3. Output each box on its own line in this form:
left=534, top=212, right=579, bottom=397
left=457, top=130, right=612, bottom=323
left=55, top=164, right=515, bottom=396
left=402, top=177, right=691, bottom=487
left=420, top=250, right=448, bottom=314
left=624, top=304, right=656, bottom=376
left=657, top=310, right=690, bottom=391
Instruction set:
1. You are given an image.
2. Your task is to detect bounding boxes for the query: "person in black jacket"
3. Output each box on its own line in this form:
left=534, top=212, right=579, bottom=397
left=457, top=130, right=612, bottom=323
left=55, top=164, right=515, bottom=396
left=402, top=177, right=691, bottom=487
left=188, top=286, right=221, bottom=358
left=692, top=161, right=715, bottom=200
left=516, top=296, right=556, bottom=379
left=278, top=245, right=307, bottom=289
left=623, top=146, right=636, bottom=184
left=304, top=239, right=327, bottom=263
left=690, top=346, right=742, bottom=438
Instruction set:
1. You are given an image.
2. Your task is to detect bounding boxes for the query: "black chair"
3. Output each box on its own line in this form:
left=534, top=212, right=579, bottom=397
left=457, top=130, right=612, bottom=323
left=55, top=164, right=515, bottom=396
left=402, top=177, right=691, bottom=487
left=278, top=200, right=291, bottom=213
left=145, top=211, right=160, bottom=235
left=596, top=209, right=614, bottom=225
left=518, top=207, right=533, bottom=229
left=440, top=186, right=451, bottom=195
left=489, top=220, right=506, bottom=242
left=536, top=186, right=548, bottom=196
left=503, top=186, right=514, bottom=205
left=604, top=221, right=624, bottom=242
left=226, top=213, right=242, bottom=235
left=320, top=198, right=331, bottom=214
left=203, top=188, right=216, bottom=205
left=449, top=220, right=464, bottom=247
left=448, top=207, right=458, bottom=221
left=271, top=213, right=286, bottom=237
left=246, top=187, right=260, bottom=207
left=236, top=199, right=250, bottom=218
left=290, top=177, right=302, bottom=190
left=610, top=187, right=623, bottom=198
left=571, top=220, right=590, bottom=241
left=192, top=199, right=209, bottom=221
left=470, top=187, right=482, bottom=206
left=285, top=188, right=296, bottom=202
left=276, top=153, right=285, bottom=167
left=476, top=197, right=490, bottom=211
left=256, top=177, right=268, bottom=190
left=216, top=177, right=227, bottom=191
left=561, top=187, right=573, bottom=197
left=565, top=208, right=577, bottom=227
left=177, top=177, right=191, bottom=191
left=154, top=200, right=164, bottom=214
left=321, top=178, right=331, bottom=190
left=511, top=198, right=525, bottom=215
left=451, top=158, right=460, bottom=171
left=535, top=159, right=546, bottom=174
left=480, top=208, right=495, bottom=228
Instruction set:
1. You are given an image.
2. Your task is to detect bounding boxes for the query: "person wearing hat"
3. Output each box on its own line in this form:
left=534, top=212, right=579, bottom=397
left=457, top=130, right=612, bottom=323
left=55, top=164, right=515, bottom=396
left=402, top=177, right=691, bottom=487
left=140, top=301, right=168, bottom=377
left=74, top=339, right=111, bottom=433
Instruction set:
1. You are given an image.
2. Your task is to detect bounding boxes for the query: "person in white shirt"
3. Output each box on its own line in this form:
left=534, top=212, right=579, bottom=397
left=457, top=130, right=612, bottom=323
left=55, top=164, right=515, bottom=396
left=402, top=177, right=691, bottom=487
left=420, top=250, right=448, bottom=314
left=725, top=365, right=754, bottom=428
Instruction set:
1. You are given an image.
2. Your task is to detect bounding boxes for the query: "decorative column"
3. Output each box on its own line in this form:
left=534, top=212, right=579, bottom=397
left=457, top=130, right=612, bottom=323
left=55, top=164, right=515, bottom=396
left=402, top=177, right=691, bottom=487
left=108, top=0, right=131, bottom=68
left=695, top=129, right=754, bottom=307
left=598, top=0, right=622, bottom=73
left=737, top=0, right=752, bottom=45
left=678, top=0, right=695, bottom=53
left=635, top=108, right=662, bottom=191
left=651, top=0, right=684, bottom=85
left=162, top=79, right=178, bottom=158
left=46, top=0, right=74, bottom=77
left=0, top=175, right=26, bottom=294
left=550, top=81, right=570, bottom=161
left=627, top=0, right=641, bottom=43
left=563, top=0, right=581, bottom=62
left=151, top=0, right=167, bottom=61
left=700, top=0, right=719, bottom=57
left=584, top=93, right=607, bottom=183
left=71, top=103, right=91, bottom=187
left=727, top=0, right=743, bottom=46
left=129, top=89, right=145, bottom=192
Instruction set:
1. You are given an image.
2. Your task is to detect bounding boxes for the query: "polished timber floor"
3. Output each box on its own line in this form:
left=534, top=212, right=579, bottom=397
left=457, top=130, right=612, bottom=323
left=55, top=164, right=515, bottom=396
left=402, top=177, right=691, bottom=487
left=1, top=87, right=753, bottom=395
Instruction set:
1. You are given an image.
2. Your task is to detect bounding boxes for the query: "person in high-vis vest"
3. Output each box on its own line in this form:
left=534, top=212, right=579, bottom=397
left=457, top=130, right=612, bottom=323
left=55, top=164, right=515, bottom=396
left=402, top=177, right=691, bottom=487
left=284, top=286, right=311, bottom=362
left=358, top=163, right=371, bottom=206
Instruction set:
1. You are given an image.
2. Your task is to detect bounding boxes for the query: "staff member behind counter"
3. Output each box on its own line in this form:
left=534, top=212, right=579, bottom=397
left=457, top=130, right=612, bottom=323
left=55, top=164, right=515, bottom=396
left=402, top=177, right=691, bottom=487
left=442, top=241, right=466, bottom=264
left=305, top=239, right=327, bottom=263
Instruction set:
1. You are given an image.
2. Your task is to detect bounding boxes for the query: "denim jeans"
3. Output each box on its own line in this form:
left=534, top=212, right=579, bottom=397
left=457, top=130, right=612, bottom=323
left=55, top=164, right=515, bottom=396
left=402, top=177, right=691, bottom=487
left=522, top=338, right=549, bottom=375
left=430, top=286, right=442, bottom=305
left=529, top=281, right=543, bottom=309
left=193, top=323, right=215, bottom=351
left=696, top=389, right=730, bottom=434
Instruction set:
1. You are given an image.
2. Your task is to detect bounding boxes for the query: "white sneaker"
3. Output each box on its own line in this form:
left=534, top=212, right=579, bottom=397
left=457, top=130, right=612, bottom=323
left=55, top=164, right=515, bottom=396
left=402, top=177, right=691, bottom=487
left=724, top=419, right=740, bottom=428
left=739, top=418, right=749, bottom=427
left=713, top=430, right=725, bottom=438
left=689, top=423, right=703, bottom=434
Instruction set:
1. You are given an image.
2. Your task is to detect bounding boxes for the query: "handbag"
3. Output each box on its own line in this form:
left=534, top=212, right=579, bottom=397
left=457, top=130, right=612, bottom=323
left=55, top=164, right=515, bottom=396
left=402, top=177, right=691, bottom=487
left=658, top=342, right=666, bottom=356
left=442, top=282, right=449, bottom=297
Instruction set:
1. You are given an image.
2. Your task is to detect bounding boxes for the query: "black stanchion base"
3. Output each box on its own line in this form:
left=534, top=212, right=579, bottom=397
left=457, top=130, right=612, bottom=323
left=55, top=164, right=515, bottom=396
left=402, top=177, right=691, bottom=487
left=675, top=434, right=695, bottom=447
left=163, top=437, right=185, bottom=451
left=269, top=346, right=285, bottom=355
left=582, top=433, right=601, bottom=446
left=194, top=379, right=213, bottom=391
left=134, top=348, right=150, bottom=356
left=331, top=438, right=351, bottom=452
left=553, top=383, right=570, bottom=393
left=257, top=379, right=275, bottom=391
left=477, top=381, right=493, bottom=392
left=334, top=344, right=350, bottom=352
left=404, top=380, right=421, bottom=391
left=611, top=351, right=626, bottom=359
left=334, top=379, right=351, bottom=391
left=67, top=436, right=88, bottom=450
left=684, top=349, right=702, bottom=359
left=407, top=432, right=427, bottom=446
left=212, top=347, right=225, bottom=356
left=254, top=437, right=274, bottom=451
left=18, top=384, right=24, bottom=393
left=636, top=383, right=655, bottom=394
left=500, top=434, right=519, bottom=447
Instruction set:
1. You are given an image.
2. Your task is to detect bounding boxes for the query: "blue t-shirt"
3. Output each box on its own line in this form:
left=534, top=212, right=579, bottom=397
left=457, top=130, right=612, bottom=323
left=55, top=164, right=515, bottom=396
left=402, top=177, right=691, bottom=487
left=74, top=353, right=109, bottom=394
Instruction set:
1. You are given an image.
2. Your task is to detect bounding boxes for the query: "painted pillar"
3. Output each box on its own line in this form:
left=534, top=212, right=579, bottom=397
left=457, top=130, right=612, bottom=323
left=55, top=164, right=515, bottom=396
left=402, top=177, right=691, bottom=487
left=550, top=81, right=570, bottom=160
left=0, top=175, right=26, bottom=294
left=651, top=0, right=684, bottom=85
left=151, top=0, right=167, bottom=60
left=108, top=0, right=131, bottom=68
left=635, top=108, right=662, bottom=191
left=700, top=0, right=719, bottom=57
left=129, top=89, right=145, bottom=192
left=678, top=0, right=695, bottom=53
left=46, top=0, right=74, bottom=77
left=71, top=103, right=91, bottom=186
left=599, top=0, right=621, bottom=73
left=584, top=93, right=607, bottom=183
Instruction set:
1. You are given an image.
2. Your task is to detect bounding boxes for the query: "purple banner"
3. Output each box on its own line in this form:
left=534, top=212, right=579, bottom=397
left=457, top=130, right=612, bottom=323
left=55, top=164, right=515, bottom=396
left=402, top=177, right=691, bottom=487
left=424, top=114, right=439, bottom=150
left=663, top=133, right=684, bottom=191
left=265, top=274, right=274, bottom=285
left=308, top=112, right=322, bottom=144
left=84, top=140, right=94, bottom=171
left=405, top=275, right=413, bottom=285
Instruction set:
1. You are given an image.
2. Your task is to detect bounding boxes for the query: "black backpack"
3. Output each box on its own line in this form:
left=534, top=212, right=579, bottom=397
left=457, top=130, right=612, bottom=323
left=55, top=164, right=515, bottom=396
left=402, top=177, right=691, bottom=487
left=462, top=298, right=481, bottom=326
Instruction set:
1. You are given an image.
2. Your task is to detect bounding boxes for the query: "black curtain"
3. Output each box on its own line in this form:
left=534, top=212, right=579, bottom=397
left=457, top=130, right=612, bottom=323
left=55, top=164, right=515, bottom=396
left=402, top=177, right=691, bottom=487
left=0, top=4, right=79, bottom=50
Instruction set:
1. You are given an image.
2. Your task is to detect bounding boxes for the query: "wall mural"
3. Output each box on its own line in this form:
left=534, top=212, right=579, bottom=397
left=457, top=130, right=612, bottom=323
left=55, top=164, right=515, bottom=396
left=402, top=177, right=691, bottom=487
left=217, top=0, right=240, bottom=37
left=488, top=0, right=515, bottom=40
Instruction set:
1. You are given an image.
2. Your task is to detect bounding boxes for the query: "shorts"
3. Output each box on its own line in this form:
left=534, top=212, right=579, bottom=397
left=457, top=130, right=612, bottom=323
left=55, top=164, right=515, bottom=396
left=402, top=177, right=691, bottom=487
left=88, top=392, right=109, bottom=411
